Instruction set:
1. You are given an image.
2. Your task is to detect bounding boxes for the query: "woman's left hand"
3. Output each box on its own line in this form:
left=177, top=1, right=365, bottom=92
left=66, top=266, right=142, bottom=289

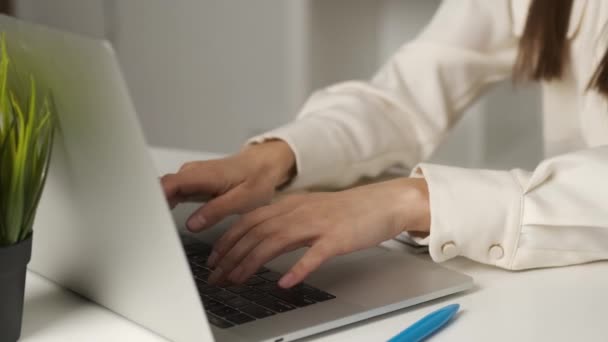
left=206, top=177, right=431, bottom=288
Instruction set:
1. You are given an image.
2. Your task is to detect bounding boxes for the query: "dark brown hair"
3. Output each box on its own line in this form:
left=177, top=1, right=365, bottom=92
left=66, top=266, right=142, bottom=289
left=514, top=0, right=608, bottom=95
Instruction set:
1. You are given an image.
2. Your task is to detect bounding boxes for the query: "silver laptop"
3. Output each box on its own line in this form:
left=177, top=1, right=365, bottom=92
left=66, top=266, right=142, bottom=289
left=1, top=15, right=473, bottom=342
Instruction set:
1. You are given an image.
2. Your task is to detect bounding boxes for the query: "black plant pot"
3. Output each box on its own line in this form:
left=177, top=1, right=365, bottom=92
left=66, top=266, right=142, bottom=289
left=0, top=237, right=32, bottom=342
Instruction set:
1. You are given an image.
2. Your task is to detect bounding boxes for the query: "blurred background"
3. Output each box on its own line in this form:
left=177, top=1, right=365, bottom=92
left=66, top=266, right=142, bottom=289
left=6, top=0, right=543, bottom=170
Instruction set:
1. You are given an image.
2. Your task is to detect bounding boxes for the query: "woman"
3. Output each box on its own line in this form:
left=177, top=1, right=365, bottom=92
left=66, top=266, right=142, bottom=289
left=162, top=0, right=608, bottom=289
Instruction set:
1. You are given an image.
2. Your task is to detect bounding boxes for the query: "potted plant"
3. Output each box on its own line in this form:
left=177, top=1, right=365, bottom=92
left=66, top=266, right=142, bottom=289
left=0, top=33, right=55, bottom=342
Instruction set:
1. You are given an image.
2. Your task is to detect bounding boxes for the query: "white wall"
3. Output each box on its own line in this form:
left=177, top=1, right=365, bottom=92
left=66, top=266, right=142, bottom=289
left=15, top=0, right=108, bottom=39
left=306, top=0, right=381, bottom=89
left=112, top=1, right=307, bottom=153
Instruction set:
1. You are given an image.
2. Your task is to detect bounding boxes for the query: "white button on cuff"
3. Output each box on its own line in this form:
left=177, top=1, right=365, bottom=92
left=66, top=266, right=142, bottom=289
left=441, top=242, right=458, bottom=258
left=489, top=244, right=504, bottom=260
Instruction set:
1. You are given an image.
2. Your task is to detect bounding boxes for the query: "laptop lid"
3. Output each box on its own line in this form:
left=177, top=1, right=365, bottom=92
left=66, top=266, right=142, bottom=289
left=0, top=15, right=213, bottom=342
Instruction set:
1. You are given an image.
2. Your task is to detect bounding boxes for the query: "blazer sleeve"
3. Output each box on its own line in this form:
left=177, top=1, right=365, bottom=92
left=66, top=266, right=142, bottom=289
left=248, top=0, right=519, bottom=189
left=412, top=145, right=608, bottom=270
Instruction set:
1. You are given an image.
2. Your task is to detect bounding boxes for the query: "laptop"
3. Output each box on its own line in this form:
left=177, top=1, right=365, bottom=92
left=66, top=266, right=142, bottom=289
left=1, top=14, right=473, bottom=342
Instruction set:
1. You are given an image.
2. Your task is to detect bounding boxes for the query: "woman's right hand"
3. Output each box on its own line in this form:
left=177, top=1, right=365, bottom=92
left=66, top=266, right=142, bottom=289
left=161, top=140, right=296, bottom=232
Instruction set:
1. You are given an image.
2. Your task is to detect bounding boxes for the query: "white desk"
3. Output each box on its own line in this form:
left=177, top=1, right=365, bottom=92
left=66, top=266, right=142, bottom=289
left=22, top=147, right=608, bottom=342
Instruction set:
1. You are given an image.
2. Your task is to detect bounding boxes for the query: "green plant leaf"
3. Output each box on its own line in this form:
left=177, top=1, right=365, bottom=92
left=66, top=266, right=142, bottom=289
left=0, top=32, right=9, bottom=136
left=6, top=96, right=24, bottom=243
left=0, top=118, right=16, bottom=245
left=21, top=99, right=55, bottom=241
left=0, top=33, right=55, bottom=246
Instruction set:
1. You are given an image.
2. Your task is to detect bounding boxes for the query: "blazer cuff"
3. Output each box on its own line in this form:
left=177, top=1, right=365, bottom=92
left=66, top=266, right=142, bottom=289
left=410, top=163, right=523, bottom=269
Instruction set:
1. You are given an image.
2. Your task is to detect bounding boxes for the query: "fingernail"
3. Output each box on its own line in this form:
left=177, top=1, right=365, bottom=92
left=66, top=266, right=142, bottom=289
left=208, top=267, right=223, bottom=284
left=187, top=214, right=206, bottom=231
left=278, top=273, right=296, bottom=288
left=207, top=251, right=219, bottom=268
left=228, top=266, right=243, bottom=283
left=237, top=271, right=249, bottom=284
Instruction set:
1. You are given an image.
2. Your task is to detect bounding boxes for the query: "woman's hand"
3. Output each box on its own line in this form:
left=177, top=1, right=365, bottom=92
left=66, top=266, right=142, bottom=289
left=207, top=178, right=430, bottom=288
left=161, top=141, right=296, bottom=231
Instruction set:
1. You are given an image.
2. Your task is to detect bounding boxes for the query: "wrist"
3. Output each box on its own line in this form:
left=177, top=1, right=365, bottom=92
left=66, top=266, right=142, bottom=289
left=392, top=177, right=430, bottom=234
left=242, top=140, right=296, bottom=187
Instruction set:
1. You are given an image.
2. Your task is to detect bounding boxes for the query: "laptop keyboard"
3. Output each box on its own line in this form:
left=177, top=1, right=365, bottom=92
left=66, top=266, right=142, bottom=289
left=182, top=235, right=336, bottom=329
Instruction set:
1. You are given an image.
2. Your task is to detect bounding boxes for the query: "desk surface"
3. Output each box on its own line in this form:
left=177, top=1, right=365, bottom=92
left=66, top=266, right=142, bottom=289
left=22, top=147, right=608, bottom=342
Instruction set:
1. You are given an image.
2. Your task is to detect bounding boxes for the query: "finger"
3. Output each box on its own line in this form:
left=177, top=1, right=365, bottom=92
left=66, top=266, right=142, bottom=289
left=179, top=161, right=199, bottom=172
left=212, top=218, right=308, bottom=285
left=160, top=173, right=182, bottom=208
left=209, top=200, right=296, bottom=267
left=161, top=169, right=221, bottom=205
left=227, top=230, right=310, bottom=284
left=207, top=228, right=265, bottom=285
left=278, top=242, right=335, bottom=288
left=186, top=185, right=266, bottom=232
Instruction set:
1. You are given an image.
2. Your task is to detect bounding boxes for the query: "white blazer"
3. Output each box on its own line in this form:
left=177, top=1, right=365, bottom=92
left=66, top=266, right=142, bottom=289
left=250, top=0, right=608, bottom=270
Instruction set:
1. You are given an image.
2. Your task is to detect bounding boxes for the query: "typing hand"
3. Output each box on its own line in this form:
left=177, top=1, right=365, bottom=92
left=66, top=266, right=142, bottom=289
left=161, top=141, right=295, bottom=232
left=206, top=178, right=430, bottom=288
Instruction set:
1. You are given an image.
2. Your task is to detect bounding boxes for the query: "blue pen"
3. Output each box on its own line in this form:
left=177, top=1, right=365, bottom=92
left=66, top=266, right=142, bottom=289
left=387, top=304, right=460, bottom=342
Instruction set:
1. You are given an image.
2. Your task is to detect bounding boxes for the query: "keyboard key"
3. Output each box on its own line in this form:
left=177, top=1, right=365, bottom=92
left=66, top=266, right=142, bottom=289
left=191, top=255, right=209, bottom=266
left=240, top=304, right=276, bottom=319
left=205, top=302, right=225, bottom=311
left=241, top=290, right=267, bottom=302
left=192, top=266, right=210, bottom=278
left=191, top=264, right=207, bottom=272
left=225, top=313, right=255, bottom=325
left=187, top=240, right=337, bottom=324
left=226, top=285, right=251, bottom=294
left=253, top=282, right=277, bottom=292
left=293, top=284, right=317, bottom=296
left=255, top=267, right=270, bottom=275
left=269, top=289, right=316, bottom=307
left=207, top=314, right=234, bottom=329
left=187, top=245, right=212, bottom=257
left=259, top=272, right=282, bottom=282
left=224, top=297, right=251, bottom=308
left=180, top=234, right=201, bottom=246
left=245, top=276, right=265, bottom=286
left=184, top=243, right=206, bottom=252
left=194, top=275, right=211, bottom=284
left=210, top=306, right=239, bottom=318
left=201, top=296, right=220, bottom=306
left=211, top=291, right=238, bottom=302
left=305, top=291, right=336, bottom=302
left=198, top=284, right=223, bottom=295
left=255, top=297, right=296, bottom=313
